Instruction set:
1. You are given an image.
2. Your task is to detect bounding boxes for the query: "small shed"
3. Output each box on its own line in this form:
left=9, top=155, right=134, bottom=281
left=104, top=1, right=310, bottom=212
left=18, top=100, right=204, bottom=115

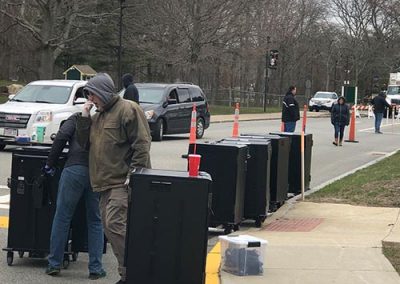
left=63, top=65, right=97, bottom=81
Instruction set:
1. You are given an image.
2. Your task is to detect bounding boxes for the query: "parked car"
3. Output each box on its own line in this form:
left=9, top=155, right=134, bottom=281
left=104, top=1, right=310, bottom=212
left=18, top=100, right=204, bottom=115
left=0, top=80, right=87, bottom=150
left=308, top=91, right=338, bottom=112
left=119, top=83, right=211, bottom=141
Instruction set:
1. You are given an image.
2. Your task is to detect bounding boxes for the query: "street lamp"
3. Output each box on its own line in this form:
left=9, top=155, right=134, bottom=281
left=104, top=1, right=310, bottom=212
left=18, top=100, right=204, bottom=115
left=117, top=0, right=125, bottom=90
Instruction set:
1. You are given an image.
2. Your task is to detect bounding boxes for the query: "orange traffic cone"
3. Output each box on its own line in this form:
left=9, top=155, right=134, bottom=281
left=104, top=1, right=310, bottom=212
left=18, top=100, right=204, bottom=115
left=189, top=104, right=197, bottom=152
left=345, top=106, right=359, bottom=143
left=280, top=122, right=285, bottom=132
left=232, top=103, right=240, bottom=137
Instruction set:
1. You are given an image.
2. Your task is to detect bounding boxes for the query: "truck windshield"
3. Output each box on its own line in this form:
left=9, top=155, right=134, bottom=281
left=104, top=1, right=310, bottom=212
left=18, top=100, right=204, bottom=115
left=387, top=86, right=400, bottom=96
left=11, top=85, right=72, bottom=104
left=314, top=92, right=335, bottom=99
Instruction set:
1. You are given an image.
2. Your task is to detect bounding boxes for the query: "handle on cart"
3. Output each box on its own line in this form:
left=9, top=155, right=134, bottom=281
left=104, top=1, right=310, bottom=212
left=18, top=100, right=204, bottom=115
left=32, top=174, right=46, bottom=209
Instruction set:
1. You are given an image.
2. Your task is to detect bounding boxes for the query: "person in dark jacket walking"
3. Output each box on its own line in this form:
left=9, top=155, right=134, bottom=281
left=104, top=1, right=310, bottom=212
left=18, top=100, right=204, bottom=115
left=371, top=90, right=390, bottom=134
left=331, top=96, right=350, bottom=146
left=44, top=113, right=105, bottom=279
left=122, top=73, right=139, bottom=104
left=281, top=86, right=300, bottom=132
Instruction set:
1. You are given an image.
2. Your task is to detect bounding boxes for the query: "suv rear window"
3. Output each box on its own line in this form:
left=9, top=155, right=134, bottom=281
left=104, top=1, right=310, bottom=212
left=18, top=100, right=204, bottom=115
left=177, top=88, right=191, bottom=103
left=190, top=87, right=205, bottom=102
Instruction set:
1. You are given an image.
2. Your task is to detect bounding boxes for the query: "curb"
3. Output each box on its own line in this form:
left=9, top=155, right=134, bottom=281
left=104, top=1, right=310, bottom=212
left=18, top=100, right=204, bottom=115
left=0, top=216, right=8, bottom=229
left=210, top=113, right=329, bottom=124
left=206, top=242, right=221, bottom=284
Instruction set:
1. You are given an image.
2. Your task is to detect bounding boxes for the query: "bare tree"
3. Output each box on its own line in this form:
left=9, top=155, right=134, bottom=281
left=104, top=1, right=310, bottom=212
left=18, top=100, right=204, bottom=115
left=0, top=0, right=116, bottom=79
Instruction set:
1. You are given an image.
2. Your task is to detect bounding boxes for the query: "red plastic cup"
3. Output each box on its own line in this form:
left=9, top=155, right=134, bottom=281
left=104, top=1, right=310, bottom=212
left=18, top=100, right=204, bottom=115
left=188, top=154, right=201, bottom=177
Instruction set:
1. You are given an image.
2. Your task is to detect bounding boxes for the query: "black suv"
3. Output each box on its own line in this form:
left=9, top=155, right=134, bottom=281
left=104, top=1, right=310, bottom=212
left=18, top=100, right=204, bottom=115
left=119, top=83, right=210, bottom=141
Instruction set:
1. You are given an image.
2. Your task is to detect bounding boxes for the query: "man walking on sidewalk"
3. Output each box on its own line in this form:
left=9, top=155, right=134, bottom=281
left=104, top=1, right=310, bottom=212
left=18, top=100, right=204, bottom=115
left=371, top=89, right=391, bottom=134
left=77, top=73, right=152, bottom=284
left=281, top=86, right=300, bottom=132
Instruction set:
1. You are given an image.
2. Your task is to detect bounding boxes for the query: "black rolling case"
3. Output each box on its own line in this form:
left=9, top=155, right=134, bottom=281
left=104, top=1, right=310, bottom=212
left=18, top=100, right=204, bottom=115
left=270, top=132, right=313, bottom=194
left=125, top=169, right=212, bottom=284
left=240, top=134, right=291, bottom=211
left=188, top=142, right=247, bottom=233
left=2, top=146, right=104, bottom=266
left=218, top=138, right=271, bottom=227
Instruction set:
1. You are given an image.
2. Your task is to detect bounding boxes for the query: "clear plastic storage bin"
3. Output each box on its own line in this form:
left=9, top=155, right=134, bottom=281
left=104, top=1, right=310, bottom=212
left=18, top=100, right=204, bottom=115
left=219, top=235, right=267, bottom=276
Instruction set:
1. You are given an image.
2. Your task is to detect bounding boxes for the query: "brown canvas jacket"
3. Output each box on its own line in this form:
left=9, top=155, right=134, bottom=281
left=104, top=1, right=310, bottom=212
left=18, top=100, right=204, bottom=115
left=77, top=96, right=151, bottom=192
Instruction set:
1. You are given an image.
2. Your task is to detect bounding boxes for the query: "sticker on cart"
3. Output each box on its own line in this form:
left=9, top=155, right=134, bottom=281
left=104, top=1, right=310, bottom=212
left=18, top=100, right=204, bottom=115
left=18, top=176, right=24, bottom=181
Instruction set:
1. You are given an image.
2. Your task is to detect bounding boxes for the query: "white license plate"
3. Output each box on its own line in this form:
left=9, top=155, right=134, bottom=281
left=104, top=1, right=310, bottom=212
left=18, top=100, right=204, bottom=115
left=4, top=128, right=18, bottom=136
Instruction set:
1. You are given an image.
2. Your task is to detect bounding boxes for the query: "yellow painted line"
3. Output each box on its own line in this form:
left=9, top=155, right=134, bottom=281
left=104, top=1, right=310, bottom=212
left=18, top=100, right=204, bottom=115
left=206, top=242, right=221, bottom=284
left=0, top=216, right=9, bottom=229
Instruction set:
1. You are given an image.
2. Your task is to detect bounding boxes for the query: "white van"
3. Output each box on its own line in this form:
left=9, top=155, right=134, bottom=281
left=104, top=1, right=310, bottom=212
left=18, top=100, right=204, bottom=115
left=0, top=80, right=87, bottom=150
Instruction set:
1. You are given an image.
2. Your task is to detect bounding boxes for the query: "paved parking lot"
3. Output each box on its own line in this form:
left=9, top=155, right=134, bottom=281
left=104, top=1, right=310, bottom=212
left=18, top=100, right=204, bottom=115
left=1, top=116, right=400, bottom=283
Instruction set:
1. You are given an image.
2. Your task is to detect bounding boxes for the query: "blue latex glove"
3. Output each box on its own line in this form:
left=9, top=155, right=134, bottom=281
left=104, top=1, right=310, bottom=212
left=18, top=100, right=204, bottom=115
left=43, top=165, right=55, bottom=176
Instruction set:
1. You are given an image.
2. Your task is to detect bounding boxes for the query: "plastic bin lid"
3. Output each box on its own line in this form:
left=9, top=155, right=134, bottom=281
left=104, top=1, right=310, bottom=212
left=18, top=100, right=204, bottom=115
left=218, top=235, right=268, bottom=246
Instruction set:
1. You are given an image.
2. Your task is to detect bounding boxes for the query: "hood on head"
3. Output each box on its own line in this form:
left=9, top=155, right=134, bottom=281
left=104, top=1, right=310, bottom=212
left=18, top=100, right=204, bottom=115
left=84, top=73, right=115, bottom=104
left=338, top=96, right=346, bottom=103
left=122, top=73, right=134, bottom=88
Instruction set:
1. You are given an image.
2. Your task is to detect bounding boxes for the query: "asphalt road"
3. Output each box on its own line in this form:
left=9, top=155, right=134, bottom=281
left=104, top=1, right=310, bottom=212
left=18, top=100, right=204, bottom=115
left=1, top=116, right=400, bottom=283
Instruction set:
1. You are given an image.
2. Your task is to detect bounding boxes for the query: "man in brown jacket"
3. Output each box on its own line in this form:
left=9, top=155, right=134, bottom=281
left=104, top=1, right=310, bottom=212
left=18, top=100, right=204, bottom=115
left=76, top=73, right=151, bottom=284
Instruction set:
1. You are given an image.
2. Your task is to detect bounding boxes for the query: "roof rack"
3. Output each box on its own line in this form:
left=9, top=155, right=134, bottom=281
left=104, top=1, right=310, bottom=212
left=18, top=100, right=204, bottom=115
left=174, top=82, right=194, bottom=85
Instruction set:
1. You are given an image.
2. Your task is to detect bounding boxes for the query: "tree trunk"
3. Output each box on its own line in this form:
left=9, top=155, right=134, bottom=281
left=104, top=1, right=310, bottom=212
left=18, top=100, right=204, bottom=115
left=38, top=45, right=55, bottom=79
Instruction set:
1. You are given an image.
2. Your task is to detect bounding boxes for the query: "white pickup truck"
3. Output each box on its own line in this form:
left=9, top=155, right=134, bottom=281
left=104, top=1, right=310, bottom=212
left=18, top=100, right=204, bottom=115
left=386, top=73, right=400, bottom=107
left=0, top=80, right=87, bottom=150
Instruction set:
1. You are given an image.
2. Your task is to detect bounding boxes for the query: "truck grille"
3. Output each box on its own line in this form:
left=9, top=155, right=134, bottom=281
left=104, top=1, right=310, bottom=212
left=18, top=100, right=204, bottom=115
left=0, top=112, right=31, bottom=128
left=391, top=99, right=400, bottom=105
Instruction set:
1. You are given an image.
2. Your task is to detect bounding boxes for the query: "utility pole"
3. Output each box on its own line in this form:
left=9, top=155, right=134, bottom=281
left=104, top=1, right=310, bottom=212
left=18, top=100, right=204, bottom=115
left=264, top=51, right=269, bottom=112
left=264, top=36, right=271, bottom=113
left=117, top=0, right=125, bottom=90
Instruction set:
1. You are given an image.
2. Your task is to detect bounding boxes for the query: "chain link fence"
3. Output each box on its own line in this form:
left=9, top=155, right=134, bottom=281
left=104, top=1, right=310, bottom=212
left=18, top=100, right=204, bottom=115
left=204, top=89, right=309, bottom=109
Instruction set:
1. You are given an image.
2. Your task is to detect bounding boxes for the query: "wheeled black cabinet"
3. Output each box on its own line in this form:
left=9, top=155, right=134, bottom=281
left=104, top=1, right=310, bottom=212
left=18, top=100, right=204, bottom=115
left=218, top=138, right=271, bottom=227
left=240, top=134, right=291, bottom=211
left=125, top=169, right=212, bottom=284
left=2, top=146, right=103, bottom=267
left=188, top=142, right=247, bottom=233
left=270, top=132, right=313, bottom=194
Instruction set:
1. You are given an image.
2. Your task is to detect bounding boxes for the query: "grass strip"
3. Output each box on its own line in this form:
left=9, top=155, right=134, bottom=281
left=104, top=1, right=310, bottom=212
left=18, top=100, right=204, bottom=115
left=209, top=105, right=280, bottom=115
left=307, top=151, right=400, bottom=208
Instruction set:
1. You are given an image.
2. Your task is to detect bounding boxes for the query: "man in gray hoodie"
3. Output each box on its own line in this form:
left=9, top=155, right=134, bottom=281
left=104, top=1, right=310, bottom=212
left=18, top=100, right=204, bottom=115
left=76, top=73, right=152, bottom=284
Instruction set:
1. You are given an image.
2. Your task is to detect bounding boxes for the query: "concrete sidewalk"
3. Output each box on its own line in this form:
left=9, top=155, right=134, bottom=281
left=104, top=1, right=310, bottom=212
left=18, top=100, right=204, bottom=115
left=211, top=111, right=329, bottom=123
left=219, top=202, right=400, bottom=284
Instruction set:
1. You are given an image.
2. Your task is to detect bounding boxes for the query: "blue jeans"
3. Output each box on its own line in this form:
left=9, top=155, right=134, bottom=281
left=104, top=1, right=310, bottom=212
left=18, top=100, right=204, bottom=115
left=284, top=121, right=296, bottom=132
left=334, top=123, right=345, bottom=140
left=375, top=112, right=383, bottom=132
left=48, top=165, right=104, bottom=273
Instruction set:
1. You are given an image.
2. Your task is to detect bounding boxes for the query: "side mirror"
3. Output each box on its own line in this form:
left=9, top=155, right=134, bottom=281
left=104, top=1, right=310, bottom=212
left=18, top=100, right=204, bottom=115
left=162, top=101, right=169, bottom=108
left=74, top=97, right=87, bottom=105
left=8, top=94, right=15, bottom=100
left=167, top=99, right=177, bottom=105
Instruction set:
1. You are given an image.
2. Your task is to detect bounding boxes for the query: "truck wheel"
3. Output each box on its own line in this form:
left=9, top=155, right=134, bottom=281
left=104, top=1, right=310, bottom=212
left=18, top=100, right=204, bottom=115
left=152, top=119, right=164, bottom=141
